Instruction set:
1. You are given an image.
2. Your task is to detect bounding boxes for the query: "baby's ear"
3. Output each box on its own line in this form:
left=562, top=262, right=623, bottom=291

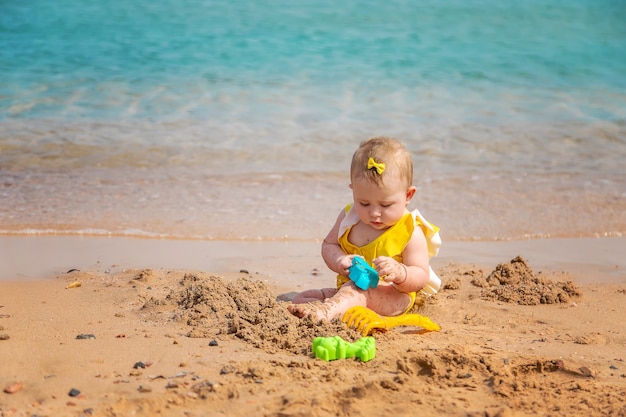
left=406, top=186, right=417, bottom=201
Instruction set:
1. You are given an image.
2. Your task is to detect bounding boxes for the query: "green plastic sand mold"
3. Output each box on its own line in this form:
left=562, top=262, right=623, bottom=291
left=312, top=336, right=376, bottom=362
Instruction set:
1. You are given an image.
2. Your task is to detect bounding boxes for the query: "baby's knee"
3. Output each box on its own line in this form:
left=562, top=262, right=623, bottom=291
left=292, top=288, right=337, bottom=304
left=292, top=289, right=324, bottom=304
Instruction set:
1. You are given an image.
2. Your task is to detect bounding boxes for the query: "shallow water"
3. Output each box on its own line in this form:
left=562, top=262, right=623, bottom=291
left=1, top=0, right=625, bottom=241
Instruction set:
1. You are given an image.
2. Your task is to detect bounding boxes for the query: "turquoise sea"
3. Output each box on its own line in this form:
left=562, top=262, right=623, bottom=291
left=1, top=0, right=625, bottom=241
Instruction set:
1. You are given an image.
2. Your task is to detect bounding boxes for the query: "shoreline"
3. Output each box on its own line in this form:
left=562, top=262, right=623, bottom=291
left=1, top=235, right=624, bottom=286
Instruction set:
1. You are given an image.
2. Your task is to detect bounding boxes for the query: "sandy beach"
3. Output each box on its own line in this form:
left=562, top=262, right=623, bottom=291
left=0, top=236, right=624, bottom=417
left=2, top=0, right=625, bottom=415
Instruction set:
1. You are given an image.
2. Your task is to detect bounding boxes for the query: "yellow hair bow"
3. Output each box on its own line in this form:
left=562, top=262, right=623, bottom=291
left=367, top=157, right=385, bottom=175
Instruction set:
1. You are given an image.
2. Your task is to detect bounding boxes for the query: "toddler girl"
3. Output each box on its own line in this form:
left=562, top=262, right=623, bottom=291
left=288, top=137, right=441, bottom=321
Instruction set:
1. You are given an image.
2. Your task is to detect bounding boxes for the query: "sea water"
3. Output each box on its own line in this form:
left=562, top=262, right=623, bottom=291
left=1, top=0, right=625, bottom=241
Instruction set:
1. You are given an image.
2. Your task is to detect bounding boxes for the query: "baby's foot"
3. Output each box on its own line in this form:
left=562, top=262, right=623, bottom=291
left=287, top=301, right=335, bottom=322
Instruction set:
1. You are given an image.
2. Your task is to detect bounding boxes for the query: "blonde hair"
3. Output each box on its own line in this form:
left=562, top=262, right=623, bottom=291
left=350, top=137, right=413, bottom=188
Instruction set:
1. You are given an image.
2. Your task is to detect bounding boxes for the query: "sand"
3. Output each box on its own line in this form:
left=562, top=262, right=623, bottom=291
left=1, top=237, right=625, bottom=416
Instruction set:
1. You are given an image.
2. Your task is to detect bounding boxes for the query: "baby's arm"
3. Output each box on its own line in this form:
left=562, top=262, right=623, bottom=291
left=374, top=227, right=430, bottom=293
left=321, top=210, right=355, bottom=277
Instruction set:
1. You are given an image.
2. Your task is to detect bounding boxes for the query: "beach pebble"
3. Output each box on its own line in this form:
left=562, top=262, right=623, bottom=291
left=68, top=388, right=81, bottom=397
left=190, top=380, right=219, bottom=396
left=133, top=361, right=146, bottom=369
left=3, top=382, right=23, bottom=394
left=209, top=339, right=219, bottom=346
left=579, top=366, right=597, bottom=378
left=75, top=334, right=96, bottom=340
left=0, top=333, right=9, bottom=341
left=220, top=365, right=236, bottom=375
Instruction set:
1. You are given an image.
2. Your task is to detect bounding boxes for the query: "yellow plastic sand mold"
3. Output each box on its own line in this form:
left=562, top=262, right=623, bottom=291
left=342, top=306, right=441, bottom=336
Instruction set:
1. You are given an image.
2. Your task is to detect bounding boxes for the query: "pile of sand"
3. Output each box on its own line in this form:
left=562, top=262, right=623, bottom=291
left=140, top=271, right=360, bottom=355
left=138, top=256, right=583, bottom=356
left=471, top=256, right=582, bottom=305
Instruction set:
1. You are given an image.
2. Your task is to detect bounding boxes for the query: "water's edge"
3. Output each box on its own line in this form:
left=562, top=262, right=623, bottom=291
left=1, top=235, right=623, bottom=286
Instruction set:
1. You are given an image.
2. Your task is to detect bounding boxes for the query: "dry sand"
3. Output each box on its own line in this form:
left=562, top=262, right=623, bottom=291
left=0, top=238, right=625, bottom=416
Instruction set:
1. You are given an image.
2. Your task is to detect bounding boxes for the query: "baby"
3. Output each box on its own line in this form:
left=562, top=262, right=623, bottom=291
left=288, top=137, right=441, bottom=322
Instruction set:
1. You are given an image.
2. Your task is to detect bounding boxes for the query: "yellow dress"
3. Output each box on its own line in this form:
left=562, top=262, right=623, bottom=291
left=335, top=204, right=442, bottom=305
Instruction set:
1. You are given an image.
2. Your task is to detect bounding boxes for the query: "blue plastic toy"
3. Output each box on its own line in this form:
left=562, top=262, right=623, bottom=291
left=349, top=257, right=379, bottom=290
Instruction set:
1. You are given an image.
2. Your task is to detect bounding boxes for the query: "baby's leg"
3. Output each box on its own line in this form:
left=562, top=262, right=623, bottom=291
left=288, top=283, right=366, bottom=322
left=365, top=284, right=413, bottom=316
left=291, top=288, right=338, bottom=304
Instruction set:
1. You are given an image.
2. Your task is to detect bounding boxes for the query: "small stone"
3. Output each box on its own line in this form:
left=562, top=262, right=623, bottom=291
left=579, top=366, right=597, bottom=378
left=76, top=334, right=96, bottom=340
left=239, top=269, right=249, bottom=274
left=191, top=380, right=219, bottom=395
left=133, top=362, right=146, bottom=369
left=137, top=385, right=152, bottom=393
left=68, top=388, right=81, bottom=397
left=0, top=333, right=9, bottom=341
left=209, top=340, right=219, bottom=347
left=4, top=382, right=23, bottom=394
left=220, top=365, right=236, bottom=375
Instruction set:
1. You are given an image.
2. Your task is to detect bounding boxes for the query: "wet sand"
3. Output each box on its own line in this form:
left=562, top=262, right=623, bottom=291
left=0, top=236, right=625, bottom=416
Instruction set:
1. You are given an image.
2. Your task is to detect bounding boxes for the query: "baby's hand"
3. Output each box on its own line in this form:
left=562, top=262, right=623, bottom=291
left=337, top=255, right=358, bottom=277
left=373, top=256, right=405, bottom=284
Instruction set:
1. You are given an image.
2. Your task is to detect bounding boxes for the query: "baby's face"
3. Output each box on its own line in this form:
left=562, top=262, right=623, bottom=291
left=350, top=173, right=413, bottom=230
